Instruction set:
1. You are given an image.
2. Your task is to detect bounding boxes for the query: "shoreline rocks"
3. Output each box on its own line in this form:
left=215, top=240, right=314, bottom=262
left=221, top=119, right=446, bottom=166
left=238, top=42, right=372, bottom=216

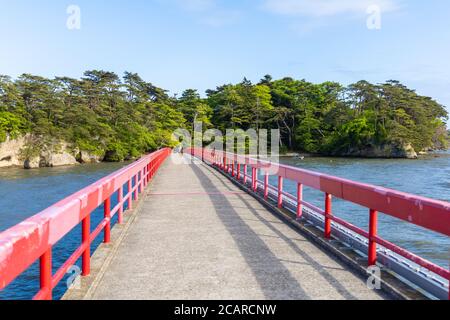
left=329, top=143, right=419, bottom=159
left=76, top=151, right=103, bottom=164
left=0, top=135, right=100, bottom=169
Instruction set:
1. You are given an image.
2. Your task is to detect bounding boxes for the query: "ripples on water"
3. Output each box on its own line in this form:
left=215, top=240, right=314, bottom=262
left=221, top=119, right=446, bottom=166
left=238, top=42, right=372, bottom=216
left=0, top=153, right=449, bottom=299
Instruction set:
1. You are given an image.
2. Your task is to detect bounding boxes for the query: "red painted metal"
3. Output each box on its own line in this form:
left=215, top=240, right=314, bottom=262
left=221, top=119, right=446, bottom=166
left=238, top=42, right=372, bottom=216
left=118, top=186, right=124, bottom=224
left=104, top=197, right=111, bottom=243
left=324, top=194, right=332, bottom=239
left=264, top=174, right=269, bottom=200
left=297, top=183, right=303, bottom=219
left=191, top=147, right=450, bottom=299
left=368, top=209, right=378, bottom=266
left=252, top=168, right=257, bottom=192
left=81, top=215, right=90, bottom=276
left=0, top=148, right=171, bottom=300
left=244, top=165, right=248, bottom=184
left=39, top=248, right=52, bottom=300
left=278, top=176, right=284, bottom=209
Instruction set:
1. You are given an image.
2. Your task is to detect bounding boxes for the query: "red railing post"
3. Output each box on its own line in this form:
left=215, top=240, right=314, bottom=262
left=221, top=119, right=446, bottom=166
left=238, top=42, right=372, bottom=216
left=231, top=161, right=235, bottom=177
left=297, top=183, right=303, bottom=219
left=264, top=173, right=269, bottom=200
left=368, top=209, right=378, bottom=266
left=151, top=160, right=154, bottom=179
left=118, top=186, right=124, bottom=224
left=127, top=179, right=133, bottom=210
left=40, top=248, right=52, bottom=300
left=278, top=176, right=283, bottom=208
left=143, top=167, right=147, bottom=188
left=244, top=165, right=248, bottom=184
left=237, top=163, right=241, bottom=180
left=104, top=197, right=111, bottom=243
left=252, top=168, right=257, bottom=191
left=82, top=215, right=90, bottom=276
left=325, top=193, right=332, bottom=239
left=134, top=175, right=139, bottom=201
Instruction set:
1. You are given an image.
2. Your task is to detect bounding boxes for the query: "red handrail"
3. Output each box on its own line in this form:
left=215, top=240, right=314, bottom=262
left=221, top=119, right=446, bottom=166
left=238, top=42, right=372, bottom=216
left=0, top=148, right=171, bottom=300
left=192, top=147, right=450, bottom=299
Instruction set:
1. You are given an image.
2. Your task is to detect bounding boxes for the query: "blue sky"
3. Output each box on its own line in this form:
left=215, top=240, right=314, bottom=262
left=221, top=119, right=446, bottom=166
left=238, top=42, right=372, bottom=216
left=0, top=0, right=449, bottom=116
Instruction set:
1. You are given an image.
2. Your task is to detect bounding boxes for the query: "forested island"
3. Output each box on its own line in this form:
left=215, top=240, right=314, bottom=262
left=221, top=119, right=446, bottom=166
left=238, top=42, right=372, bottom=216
left=0, top=71, right=448, bottom=168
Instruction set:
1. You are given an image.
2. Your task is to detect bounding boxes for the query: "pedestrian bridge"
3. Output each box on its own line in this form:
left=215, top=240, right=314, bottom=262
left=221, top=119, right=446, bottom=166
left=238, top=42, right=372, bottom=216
left=0, top=148, right=449, bottom=300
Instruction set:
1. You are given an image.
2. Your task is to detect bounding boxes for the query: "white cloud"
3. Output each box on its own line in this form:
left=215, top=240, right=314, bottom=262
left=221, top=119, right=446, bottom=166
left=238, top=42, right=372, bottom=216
left=263, top=0, right=400, bottom=17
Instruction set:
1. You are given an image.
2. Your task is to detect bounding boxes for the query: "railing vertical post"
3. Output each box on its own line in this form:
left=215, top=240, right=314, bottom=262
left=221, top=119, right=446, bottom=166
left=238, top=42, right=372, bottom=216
left=237, top=163, right=241, bottom=180
left=264, top=173, right=269, bottom=200
left=144, top=167, right=148, bottom=187
left=104, top=197, right=111, bottom=243
left=142, top=168, right=145, bottom=188
left=82, top=215, right=91, bottom=276
left=324, top=193, right=332, bottom=239
left=127, top=179, right=133, bottom=210
left=368, top=209, right=378, bottom=266
left=231, top=160, right=235, bottom=177
left=297, top=183, right=303, bottom=219
left=277, top=176, right=283, bottom=208
left=244, top=165, right=248, bottom=184
left=151, top=160, right=154, bottom=179
left=252, top=168, right=257, bottom=191
left=118, top=186, right=124, bottom=224
left=40, top=248, right=52, bottom=300
left=134, top=175, right=139, bottom=201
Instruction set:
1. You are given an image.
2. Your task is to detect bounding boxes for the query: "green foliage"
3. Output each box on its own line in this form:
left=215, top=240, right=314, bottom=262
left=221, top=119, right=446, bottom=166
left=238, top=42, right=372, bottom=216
left=0, top=71, right=447, bottom=161
left=0, top=71, right=187, bottom=161
left=208, top=76, right=448, bottom=155
left=0, top=111, right=28, bottom=142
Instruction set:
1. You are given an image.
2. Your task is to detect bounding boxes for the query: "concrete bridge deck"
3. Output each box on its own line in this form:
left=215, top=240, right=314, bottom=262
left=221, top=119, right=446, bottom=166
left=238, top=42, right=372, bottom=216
left=68, top=155, right=385, bottom=300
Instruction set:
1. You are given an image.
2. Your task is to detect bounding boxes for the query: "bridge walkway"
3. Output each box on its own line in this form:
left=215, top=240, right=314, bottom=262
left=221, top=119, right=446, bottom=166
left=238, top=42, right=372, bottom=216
left=82, top=155, right=385, bottom=300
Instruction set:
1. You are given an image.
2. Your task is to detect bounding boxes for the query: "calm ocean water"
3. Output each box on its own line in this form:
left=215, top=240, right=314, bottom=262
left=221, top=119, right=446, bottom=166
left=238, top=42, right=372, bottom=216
left=0, top=153, right=449, bottom=299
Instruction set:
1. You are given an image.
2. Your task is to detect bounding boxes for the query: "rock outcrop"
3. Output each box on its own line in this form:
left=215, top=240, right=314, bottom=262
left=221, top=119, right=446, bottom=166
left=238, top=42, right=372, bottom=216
left=0, top=135, right=98, bottom=169
left=336, top=143, right=418, bottom=159
left=0, top=136, right=28, bottom=168
left=77, top=151, right=102, bottom=164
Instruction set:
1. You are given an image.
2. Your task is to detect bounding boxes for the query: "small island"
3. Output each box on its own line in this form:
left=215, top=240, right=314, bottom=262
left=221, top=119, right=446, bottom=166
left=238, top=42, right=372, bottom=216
left=0, top=72, right=448, bottom=169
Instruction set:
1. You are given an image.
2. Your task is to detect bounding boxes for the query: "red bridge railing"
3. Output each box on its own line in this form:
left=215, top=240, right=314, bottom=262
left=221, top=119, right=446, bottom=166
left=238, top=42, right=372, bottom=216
left=191, top=147, right=450, bottom=300
left=0, top=148, right=171, bottom=300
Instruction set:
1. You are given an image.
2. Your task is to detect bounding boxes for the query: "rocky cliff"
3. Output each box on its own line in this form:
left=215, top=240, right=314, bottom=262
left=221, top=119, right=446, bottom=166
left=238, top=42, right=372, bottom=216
left=333, top=143, right=418, bottom=159
left=0, top=135, right=102, bottom=169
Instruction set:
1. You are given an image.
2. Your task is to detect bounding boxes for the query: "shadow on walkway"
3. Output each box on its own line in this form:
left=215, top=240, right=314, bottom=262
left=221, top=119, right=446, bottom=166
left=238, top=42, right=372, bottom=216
left=192, top=162, right=362, bottom=300
left=190, top=163, right=311, bottom=300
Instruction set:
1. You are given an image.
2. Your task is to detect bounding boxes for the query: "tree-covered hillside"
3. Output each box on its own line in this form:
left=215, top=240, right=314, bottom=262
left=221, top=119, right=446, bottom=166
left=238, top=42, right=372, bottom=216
left=0, top=71, right=448, bottom=162
left=0, top=71, right=185, bottom=161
